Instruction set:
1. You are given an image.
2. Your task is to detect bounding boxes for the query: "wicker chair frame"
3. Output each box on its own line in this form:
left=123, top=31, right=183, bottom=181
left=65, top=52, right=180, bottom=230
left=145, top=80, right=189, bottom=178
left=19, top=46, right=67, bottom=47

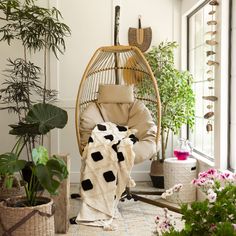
left=74, top=45, right=179, bottom=213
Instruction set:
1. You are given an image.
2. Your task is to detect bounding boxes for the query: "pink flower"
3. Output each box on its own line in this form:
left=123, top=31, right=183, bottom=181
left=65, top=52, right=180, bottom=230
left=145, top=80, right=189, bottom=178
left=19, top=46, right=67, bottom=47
left=219, top=172, right=234, bottom=182
left=207, top=189, right=217, bottom=203
left=198, top=172, right=208, bottom=178
left=173, top=184, right=183, bottom=192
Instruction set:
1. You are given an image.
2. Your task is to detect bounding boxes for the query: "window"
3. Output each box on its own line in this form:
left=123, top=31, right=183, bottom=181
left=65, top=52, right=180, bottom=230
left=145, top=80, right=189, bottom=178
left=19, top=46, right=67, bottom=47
left=187, top=0, right=216, bottom=161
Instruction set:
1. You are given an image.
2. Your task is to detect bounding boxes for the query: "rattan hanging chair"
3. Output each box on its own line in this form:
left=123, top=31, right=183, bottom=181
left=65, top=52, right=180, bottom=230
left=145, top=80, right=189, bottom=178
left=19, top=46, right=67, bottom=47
left=75, top=45, right=161, bottom=154
left=74, top=45, right=179, bottom=213
left=73, top=6, right=180, bottom=213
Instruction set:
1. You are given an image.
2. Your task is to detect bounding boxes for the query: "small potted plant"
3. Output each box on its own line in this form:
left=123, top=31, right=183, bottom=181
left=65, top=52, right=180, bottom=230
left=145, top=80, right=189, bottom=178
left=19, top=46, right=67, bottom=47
left=144, top=41, right=195, bottom=188
left=155, top=169, right=236, bottom=236
left=0, top=145, right=68, bottom=236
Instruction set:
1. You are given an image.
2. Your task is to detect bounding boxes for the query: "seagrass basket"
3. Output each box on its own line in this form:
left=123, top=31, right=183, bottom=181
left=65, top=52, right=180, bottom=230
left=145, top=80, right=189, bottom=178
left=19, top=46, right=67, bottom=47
left=0, top=180, right=25, bottom=201
left=0, top=196, right=55, bottom=236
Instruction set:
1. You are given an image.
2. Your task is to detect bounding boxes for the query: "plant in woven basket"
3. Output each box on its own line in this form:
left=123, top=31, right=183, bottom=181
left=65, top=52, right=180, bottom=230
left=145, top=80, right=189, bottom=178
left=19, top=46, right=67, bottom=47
left=144, top=41, right=195, bottom=160
left=154, top=169, right=236, bottom=236
left=0, top=0, right=70, bottom=195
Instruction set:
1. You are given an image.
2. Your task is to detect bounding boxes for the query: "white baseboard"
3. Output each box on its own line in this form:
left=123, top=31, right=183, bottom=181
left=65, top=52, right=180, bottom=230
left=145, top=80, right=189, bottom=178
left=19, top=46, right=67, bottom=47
left=70, top=171, right=151, bottom=183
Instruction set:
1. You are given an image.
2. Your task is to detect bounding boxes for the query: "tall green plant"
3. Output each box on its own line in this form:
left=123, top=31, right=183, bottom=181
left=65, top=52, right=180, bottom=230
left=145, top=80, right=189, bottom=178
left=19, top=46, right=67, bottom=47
left=0, top=0, right=71, bottom=159
left=0, top=0, right=70, bottom=202
left=145, top=42, right=195, bottom=160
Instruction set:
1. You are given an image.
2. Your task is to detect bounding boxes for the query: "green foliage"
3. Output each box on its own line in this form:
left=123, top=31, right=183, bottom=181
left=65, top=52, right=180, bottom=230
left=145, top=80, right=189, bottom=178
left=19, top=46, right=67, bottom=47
left=27, top=146, right=68, bottom=205
left=0, top=152, right=27, bottom=175
left=178, top=183, right=236, bottom=235
left=35, top=154, right=69, bottom=195
left=161, top=172, right=236, bottom=236
left=0, top=0, right=71, bottom=57
left=26, top=103, right=68, bottom=134
left=0, top=0, right=70, bottom=205
left=9, top=103, right=68, bottom=136
left=0, top=58, right=57, bottom=116
left=145, top=42, right=195, bottom=159
left=32, top=145, right=49, bottom=165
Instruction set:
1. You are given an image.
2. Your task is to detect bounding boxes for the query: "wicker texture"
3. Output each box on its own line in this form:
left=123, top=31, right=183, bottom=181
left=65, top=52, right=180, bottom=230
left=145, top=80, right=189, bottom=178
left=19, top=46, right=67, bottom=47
left=0, top=185, right=25, bottom=200
left=0, top=196, right=55, bottom=236
left=128, top=27, right=152, bottom=52
left=75, top=45, right=161, bottom=155
left=164, top=158, right=197, bottom=203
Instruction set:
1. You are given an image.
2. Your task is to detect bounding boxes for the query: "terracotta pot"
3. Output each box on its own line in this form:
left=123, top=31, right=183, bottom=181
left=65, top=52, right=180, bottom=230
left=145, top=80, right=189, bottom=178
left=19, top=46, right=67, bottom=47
left=0, top=196, right=55, bottom=236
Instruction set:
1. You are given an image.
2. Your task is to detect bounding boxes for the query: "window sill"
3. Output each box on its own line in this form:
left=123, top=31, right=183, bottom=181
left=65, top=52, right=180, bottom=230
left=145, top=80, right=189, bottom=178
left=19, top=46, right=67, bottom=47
left=191, top=151, right=215, bottom=168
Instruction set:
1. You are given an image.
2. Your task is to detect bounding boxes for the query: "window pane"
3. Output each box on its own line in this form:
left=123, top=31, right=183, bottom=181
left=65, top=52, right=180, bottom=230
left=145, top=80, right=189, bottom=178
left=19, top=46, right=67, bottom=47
left=188, top=1, right=215, bottom=160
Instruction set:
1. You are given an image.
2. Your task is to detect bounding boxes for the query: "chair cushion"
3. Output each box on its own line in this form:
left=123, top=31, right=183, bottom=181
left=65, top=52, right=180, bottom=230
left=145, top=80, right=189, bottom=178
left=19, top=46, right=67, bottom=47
left=79, top=100, right=157, bottom=164
left=97, top=84, right=134, bottom=103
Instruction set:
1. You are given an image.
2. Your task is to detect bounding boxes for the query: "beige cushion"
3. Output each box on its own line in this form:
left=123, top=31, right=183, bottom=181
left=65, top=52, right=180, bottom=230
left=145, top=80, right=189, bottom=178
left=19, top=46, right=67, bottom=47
left=97, top=84, right=134, bottom=103
left=79, top=100, right=157, bottom=164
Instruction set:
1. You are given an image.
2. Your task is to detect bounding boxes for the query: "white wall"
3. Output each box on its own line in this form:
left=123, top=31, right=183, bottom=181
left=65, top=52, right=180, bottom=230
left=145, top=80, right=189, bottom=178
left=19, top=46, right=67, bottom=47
left=0, top=0, right=182, bottom=183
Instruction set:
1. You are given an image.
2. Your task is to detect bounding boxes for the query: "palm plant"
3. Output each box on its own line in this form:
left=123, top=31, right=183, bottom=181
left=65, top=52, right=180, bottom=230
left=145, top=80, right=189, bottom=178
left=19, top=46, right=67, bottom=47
left=0, top=0, right=71, bottom=205
left=0, top=0, right=71, bottom=159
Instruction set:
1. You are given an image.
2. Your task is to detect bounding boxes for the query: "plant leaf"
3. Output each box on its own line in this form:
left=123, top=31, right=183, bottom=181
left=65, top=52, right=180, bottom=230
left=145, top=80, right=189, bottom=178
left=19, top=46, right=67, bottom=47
left=0, top=152, right=27, bottom=175
left=35, top=157, right=68, bottom=195
left=32, top=146, right=49, bottom=165
left=26, top=103, right=68, bottom=134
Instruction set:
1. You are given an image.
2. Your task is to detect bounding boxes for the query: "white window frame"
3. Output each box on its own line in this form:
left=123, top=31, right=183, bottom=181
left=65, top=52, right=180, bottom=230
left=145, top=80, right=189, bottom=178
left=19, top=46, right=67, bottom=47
left=181, top=0, right=230, bottom=169
left=229, top=0, right=235, bottom=172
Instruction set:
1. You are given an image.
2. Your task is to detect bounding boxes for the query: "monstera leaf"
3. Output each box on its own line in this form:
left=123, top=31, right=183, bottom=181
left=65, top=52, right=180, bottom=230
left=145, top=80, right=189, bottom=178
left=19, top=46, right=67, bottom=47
left=32, top=146, right=49, bottom=165
left=0, top=152, right=27, bottom=175
left=34, top=156, right=68, bottom=195
left=26, top=103, right=68, bottom=134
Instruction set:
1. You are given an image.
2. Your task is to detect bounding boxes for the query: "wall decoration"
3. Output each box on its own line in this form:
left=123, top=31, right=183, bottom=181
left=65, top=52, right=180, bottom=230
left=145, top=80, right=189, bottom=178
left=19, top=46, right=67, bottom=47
left=128, top=15, right=152, bottom=52
left=203, top=0, right=219, bottom=132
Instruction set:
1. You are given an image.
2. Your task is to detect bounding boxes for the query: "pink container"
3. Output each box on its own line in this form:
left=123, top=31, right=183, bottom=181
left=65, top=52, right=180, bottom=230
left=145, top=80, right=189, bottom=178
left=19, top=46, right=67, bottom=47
left=174, top=149, right=190, bottom=160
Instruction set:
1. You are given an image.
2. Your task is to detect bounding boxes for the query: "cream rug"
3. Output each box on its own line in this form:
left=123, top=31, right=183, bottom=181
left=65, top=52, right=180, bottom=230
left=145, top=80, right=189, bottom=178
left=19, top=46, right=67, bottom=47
left=56, top=182, right=183, bottom=236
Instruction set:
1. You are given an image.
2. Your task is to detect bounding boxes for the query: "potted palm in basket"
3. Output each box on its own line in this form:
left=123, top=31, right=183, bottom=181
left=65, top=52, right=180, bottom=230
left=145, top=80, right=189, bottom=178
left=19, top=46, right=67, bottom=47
left=0, top=0, right=71, bottom=235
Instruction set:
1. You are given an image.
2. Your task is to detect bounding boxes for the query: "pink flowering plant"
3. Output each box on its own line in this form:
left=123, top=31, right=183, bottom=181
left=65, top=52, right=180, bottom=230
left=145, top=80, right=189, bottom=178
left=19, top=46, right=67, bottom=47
left=154, top=169, right=236, bottom=236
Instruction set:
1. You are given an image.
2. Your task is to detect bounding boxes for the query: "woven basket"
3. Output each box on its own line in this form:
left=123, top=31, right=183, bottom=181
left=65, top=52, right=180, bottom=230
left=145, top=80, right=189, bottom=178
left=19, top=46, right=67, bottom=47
left=128, top=27, right=152, bottom=52
left=0, top=196, right=55, bottom=236
left=0, top=181, right=25, bottom=201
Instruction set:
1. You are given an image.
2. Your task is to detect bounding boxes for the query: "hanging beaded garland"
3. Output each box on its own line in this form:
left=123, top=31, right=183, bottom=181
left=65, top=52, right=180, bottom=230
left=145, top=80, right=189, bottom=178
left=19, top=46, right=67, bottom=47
left=203, top=0, right=219, bottom=132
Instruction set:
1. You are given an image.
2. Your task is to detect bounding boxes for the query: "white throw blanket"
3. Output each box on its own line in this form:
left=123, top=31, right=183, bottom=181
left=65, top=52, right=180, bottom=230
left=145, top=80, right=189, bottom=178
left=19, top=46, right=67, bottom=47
left=76, top=122, right=136, bottom=230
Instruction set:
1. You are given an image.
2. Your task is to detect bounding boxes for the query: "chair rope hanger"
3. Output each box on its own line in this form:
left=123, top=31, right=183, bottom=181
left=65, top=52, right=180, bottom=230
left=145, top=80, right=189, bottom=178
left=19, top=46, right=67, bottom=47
left=73, top=6, right=180, bottom=213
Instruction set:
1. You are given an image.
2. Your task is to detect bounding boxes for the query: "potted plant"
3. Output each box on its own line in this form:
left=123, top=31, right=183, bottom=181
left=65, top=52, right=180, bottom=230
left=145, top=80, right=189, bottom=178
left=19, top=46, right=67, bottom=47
left=155, top=169, right=236, bottom=236
left=144, top=41, right=195, bottom=188
left=0, top=139, right=26, bottom=200
left=0, top=0, right=70, bottom=234
left=0, top=145, right=68, bottom=235
left=0, top=0, right=70, bottom=183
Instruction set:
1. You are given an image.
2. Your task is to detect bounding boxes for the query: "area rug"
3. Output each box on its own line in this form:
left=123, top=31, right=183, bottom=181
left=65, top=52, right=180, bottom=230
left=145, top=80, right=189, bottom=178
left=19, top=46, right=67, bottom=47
left=56, top=182, right=183, bottom=236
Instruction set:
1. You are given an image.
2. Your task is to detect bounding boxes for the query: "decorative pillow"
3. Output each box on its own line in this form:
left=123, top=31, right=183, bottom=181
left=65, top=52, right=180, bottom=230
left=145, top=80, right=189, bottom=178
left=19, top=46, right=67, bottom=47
left=97, top=84, right=134, bottom=103
left=79, top=100, right=158, bottom=164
